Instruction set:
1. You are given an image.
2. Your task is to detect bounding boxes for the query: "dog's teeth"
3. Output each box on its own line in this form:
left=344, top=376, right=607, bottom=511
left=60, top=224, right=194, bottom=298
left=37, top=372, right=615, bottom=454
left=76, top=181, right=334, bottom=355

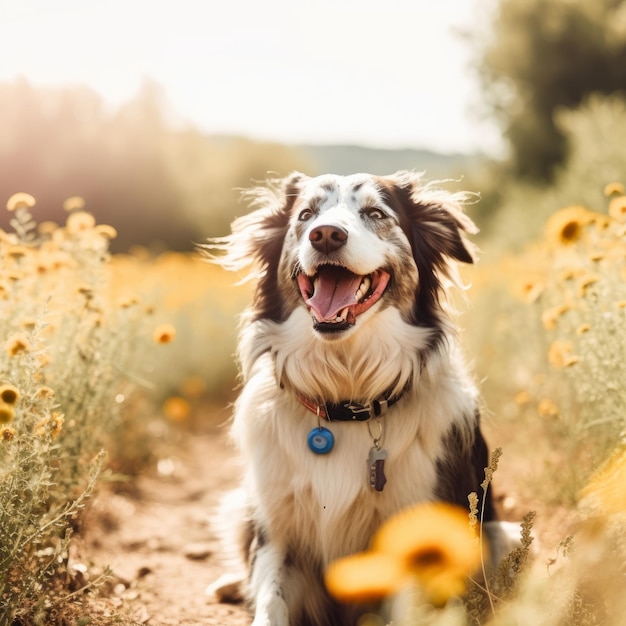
left=356, top=277, right=371, bottom=301
left=337, top=307, right=349, bottom=322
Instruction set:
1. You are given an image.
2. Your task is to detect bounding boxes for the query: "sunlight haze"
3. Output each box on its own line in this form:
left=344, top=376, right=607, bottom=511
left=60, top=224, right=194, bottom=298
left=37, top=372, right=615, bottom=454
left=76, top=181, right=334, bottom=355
left=1, top=0, right=500, bottom=154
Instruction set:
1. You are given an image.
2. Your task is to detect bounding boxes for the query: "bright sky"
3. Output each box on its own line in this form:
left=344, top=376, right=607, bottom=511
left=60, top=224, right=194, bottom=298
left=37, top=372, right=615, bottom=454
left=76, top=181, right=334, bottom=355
left=0, top=0, right=501, bottom=155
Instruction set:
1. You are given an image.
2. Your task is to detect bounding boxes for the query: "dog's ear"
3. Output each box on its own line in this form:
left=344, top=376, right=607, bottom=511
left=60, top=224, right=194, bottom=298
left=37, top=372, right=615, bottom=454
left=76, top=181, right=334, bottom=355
left=204, top=172, right=308, bottom=322
left=380, top=171, right=478, bottom=326
left=390, top=171, right=477, bottom=266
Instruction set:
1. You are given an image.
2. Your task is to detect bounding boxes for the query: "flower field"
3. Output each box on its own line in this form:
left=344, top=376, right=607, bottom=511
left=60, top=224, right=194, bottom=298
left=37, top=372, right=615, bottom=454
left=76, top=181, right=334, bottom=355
left=1, top=184, right=626, bottom=625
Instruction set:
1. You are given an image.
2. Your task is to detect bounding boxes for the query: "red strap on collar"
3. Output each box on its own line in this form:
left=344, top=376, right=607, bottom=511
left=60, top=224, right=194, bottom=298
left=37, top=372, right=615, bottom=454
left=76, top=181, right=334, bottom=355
left=296, top=392, right=400, bottom=422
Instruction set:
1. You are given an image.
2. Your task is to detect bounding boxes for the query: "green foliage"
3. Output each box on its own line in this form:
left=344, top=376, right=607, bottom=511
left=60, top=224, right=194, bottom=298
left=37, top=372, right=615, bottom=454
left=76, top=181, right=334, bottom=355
left=473, top=92, right=626, bottom=249
left=0, top=202, right=165, bottom=624
left=473, top=0, right=626, bottom=181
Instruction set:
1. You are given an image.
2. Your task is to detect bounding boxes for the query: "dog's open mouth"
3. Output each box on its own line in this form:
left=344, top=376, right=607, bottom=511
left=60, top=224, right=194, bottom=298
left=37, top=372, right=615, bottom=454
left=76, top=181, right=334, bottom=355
left=297, top=265, right=391, bottom=332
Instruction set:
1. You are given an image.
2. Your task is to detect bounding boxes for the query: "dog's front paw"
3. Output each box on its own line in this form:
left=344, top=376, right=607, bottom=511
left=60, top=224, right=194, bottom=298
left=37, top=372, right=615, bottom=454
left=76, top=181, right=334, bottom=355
left=206, top=573, right=245, bottom=604
left=251, top=596, right=289, bottom=626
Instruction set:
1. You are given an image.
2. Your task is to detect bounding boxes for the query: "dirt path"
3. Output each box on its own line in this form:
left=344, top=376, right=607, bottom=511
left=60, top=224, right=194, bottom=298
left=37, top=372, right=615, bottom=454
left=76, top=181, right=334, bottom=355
left=78, top=415, right=568, bottom=626
left=82, top=422, right=251, bottom=626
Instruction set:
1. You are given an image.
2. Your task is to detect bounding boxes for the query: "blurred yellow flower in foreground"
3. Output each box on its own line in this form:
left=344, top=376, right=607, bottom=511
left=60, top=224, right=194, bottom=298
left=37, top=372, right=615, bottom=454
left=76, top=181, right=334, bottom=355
left=545, top=205, right=592, bottom=245
left=6, top=192, right=36, bottom=212
left=580, top=446, right=626, bottom=515
left=325, top=551, right=406, bottom=604
left=325, top=503, right=480, bottom=608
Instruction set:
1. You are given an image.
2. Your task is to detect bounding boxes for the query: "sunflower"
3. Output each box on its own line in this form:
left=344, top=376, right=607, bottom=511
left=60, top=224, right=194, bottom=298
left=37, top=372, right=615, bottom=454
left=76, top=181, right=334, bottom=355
left=580, top=446, right=626, bottom=515
left=373, top=502, right=481, bottom=605
left=324, top=551, right=406, bottom=604
left=544, top=205, right=593, bottom=245
left=325, top=503, right=481, bottom=608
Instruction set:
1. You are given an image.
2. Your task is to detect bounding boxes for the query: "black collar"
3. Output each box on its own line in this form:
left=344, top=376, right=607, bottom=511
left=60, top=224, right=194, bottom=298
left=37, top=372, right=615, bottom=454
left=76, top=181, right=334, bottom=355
left=296, top=390, right=403, bottom=421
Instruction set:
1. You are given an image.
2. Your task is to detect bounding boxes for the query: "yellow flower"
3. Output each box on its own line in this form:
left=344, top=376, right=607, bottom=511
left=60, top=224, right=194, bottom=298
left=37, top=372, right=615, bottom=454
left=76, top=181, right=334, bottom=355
left=373, top=502, right=480, bottom=575
left=51, top=412, right=64, bottom=438
left=6, top=245, right=30, bottom=260
left=518, top=280, right=544, bottom=303
left=37, top=220, right=59, bottom=236
left=0, top=403, right=15, bottom=423
left=163, top=396, right=191, bottom=422
left=0, top=384, right=20, bottom=405
left=95, top=224, right=118, bottom=239
left=153, top=323, right=176, bottom=344
left=325, top=503, right=480, bottom=607
left=537, top=398, right=559, bottom=418
left=608, top=196, right=626, bottom=222
left=603, top=182, right=625, bottom=197
left=66, top=210, right=96, bottom=234
left=5, top=334, right=31, bottom=356
left=545, top=206, right=592, bottom=245
left=587, top=251, right=605, bottom=262
left=325, top=551, right=407, bottom=604
left=62, top=196, right=86, bottom=212
left=6, top=192, right=36, bottom=212
left=580, top=446, right=626, bottom=515
left=35, top=386, right=55, bottom=399
left=541, top=303, right=570, bottom=329
left=547, top=341, right=579, bottom=368
left=577, top=274, right=600, bottom=298
left=514, top=390, right=532, bottom=405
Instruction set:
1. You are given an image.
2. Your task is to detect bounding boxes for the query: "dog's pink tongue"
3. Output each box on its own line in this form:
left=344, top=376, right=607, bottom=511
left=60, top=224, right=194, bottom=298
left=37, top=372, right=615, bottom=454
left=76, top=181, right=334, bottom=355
left=306, top=266, right=362, bottom=322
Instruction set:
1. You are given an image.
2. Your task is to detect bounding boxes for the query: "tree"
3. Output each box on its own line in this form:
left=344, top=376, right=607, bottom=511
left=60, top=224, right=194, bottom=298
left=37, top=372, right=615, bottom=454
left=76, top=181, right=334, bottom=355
left=474, top=0, right=626, bottom=181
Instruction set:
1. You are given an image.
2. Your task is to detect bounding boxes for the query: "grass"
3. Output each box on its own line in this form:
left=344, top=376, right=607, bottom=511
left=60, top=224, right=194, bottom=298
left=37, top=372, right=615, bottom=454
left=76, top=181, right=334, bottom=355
left=1, top=183, right=626, bottom=624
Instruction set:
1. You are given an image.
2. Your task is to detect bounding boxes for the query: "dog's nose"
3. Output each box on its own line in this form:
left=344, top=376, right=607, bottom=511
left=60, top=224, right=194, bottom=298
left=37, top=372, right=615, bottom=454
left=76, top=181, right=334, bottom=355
left=308, top=224, right=348, bottom=254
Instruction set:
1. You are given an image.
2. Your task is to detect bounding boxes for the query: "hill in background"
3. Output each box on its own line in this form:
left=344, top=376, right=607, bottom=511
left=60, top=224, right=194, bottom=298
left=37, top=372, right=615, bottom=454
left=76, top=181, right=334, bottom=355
left=297, top=143, right=482, bottom=179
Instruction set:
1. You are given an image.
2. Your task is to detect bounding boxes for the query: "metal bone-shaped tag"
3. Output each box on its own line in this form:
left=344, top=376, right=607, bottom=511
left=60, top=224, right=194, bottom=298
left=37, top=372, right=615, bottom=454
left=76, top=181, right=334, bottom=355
left=367, top=446, right=388, bottom=492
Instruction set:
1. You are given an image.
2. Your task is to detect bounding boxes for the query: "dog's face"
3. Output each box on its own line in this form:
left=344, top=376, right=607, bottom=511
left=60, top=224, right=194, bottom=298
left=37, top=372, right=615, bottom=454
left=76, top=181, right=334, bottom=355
left=215, top=171, right=477, bottom=342
left=285, top=173, right=411, bottom=338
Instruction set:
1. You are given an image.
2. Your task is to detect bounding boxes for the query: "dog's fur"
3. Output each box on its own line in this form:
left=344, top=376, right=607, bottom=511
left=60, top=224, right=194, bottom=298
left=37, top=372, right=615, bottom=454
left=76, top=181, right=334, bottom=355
left=208, top=171, right=498, bottom=626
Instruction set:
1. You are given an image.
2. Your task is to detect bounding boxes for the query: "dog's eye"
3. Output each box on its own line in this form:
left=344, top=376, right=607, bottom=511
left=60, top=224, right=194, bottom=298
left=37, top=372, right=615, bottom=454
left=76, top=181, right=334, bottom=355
left=363, top=207, right=387, bottom=220
left=298, top=208, right=315, bottom=221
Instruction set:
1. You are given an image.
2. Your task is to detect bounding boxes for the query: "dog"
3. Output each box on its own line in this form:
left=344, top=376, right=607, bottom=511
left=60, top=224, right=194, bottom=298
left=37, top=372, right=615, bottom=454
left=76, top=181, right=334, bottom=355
left=207, top=171, right=500, bottom=626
